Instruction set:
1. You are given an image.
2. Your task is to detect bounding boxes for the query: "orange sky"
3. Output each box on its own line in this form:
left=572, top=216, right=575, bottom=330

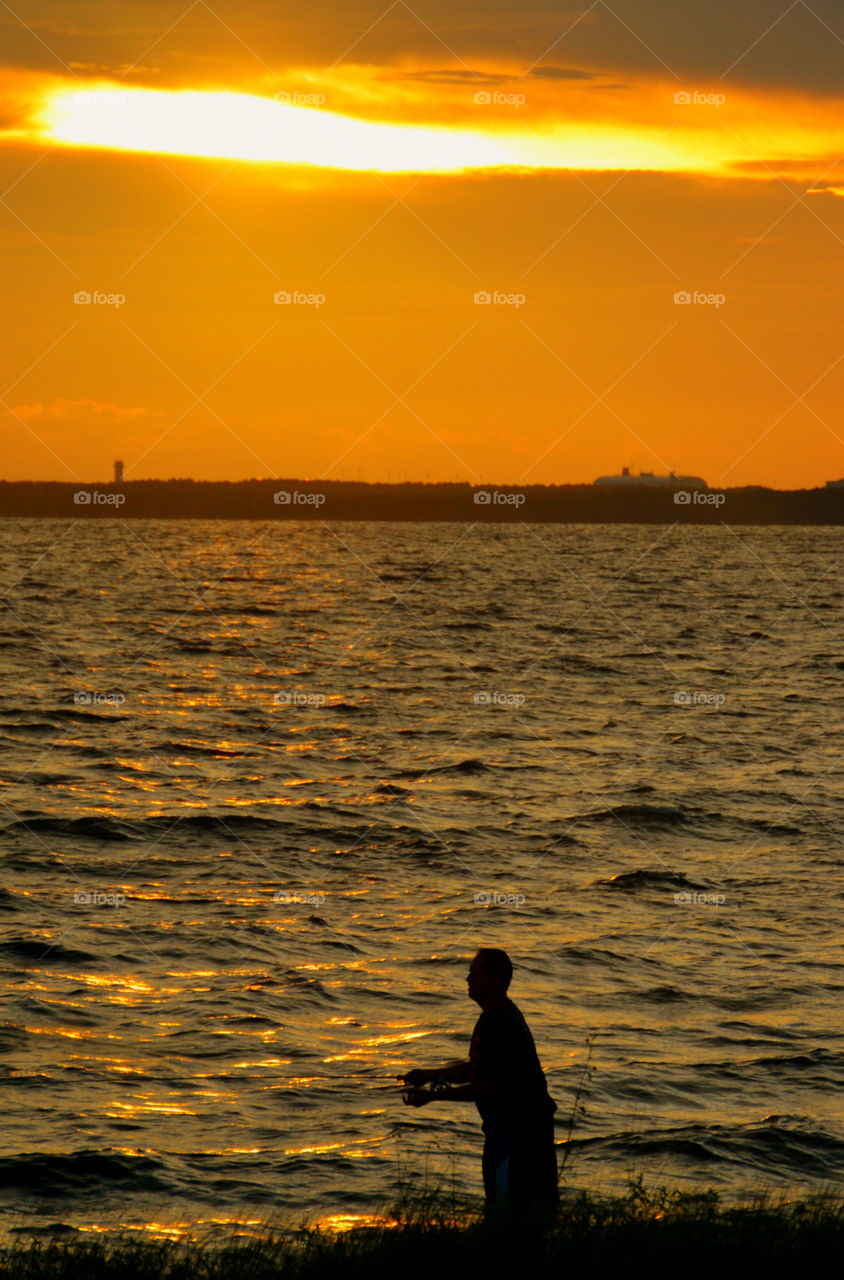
left=1, top=0, right=843, bottom=487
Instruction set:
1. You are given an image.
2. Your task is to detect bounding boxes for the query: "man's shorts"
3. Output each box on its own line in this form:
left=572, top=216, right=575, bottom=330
left=482, top=1116, right=559, bottom=1209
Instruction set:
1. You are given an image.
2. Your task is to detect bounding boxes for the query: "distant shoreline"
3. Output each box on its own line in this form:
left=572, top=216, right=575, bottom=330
left=1, top=479, right=843, bottom=524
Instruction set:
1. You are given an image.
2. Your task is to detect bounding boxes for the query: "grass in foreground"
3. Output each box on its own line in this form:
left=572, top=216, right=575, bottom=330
left=1, top=1179, right=843, bottom=1279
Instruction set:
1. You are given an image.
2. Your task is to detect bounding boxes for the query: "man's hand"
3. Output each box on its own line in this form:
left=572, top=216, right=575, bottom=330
left=398, top=1069, right=429, bottom=1087
left=402, top=1087, right=433, bottom=1107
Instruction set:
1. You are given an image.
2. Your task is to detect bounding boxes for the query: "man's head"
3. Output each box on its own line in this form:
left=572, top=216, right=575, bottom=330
left=467, top=948, right=512, bottom=1008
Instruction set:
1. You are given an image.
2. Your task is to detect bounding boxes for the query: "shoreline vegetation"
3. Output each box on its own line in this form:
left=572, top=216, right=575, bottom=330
left=2, top=1181, right=843, bottom=1278
left=1, top=479, right=844, bottom=523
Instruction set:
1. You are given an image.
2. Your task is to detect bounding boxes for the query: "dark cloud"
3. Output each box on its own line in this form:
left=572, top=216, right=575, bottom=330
left=529, top=65, right=601, bottom=80
left=0, top=0, right=842, bottom=94
left=378, top=65, right=601, bottom=85
left=729, top=155, right=844, bottom=182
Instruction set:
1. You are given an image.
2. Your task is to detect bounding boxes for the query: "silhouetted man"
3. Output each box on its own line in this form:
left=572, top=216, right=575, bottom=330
left=400, top=948, right=558, bottom=1214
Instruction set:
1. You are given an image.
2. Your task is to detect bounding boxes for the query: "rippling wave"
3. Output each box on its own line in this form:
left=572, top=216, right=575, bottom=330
left=0, top=520, right=842, bottom=1239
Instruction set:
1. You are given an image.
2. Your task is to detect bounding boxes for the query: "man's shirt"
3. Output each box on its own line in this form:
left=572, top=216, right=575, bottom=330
left=468, top=995, right=557, bottom=1133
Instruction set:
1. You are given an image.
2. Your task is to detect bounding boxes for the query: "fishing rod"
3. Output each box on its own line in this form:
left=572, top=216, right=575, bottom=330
left=273, top=1072, right=407, bottom=1081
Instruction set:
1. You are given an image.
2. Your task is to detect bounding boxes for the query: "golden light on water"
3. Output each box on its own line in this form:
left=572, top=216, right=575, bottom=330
left=167, top=970, right=219, bottom=978
left=66, top=973, right=155, bottom=992
left=123, top=1223, right=188, bottom=1241
left=283, top=1135, right=378, bottom=1158
left=324, top=1028, right=429, bottom=1057
left=228, top=1058, right=293, bottom=1068
left=77, top=1221, right=187, bottom=1241
left=107, top=1098, right=198, bottom=1116
left=74, top=1216, right=270, bottom=1243
left=24, top=1024, right=118, bottom=1041
left=312, top=1213, right=400, bottom=1233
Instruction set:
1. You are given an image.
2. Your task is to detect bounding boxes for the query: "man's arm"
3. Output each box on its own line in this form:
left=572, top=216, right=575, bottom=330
left=399, top=1059, right=472, bottom=1087
left=437, top=1059, right=472, bottom=1083
left=402, top=1080, right=480, bottom=1107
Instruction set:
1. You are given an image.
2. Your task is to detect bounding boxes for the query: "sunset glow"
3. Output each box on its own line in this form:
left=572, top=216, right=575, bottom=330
left=43, top=85, right=521, bottom=174
left=1, top=2, right=843, bottom=487
left=29, top=80, right=844, bottom=181
left=1, top=1, right=842, bottom=1258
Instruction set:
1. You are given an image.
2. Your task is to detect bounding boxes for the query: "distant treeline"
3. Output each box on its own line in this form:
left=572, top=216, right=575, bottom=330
left=1, top=479, right=843, bottom=524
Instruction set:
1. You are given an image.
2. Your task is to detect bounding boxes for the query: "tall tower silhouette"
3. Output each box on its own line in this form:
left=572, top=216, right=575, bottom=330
left=114, top=460, right=124, bottom=484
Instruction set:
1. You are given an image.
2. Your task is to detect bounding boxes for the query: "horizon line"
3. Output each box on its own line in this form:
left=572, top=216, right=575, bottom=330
left=3, top=476, right=844, bottom=492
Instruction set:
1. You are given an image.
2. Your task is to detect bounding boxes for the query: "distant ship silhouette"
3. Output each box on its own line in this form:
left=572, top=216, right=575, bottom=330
left=594, top=466, right=708, bottom=491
